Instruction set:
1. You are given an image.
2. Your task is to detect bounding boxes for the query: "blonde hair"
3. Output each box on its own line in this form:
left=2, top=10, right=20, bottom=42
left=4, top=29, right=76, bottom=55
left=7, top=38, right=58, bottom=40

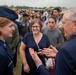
left=0, top=17, right=12, bottom=27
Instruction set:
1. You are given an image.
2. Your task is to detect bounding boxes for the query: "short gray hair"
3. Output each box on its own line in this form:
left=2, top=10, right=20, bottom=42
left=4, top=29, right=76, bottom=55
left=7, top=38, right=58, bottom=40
left=64, top=8, right=76, bottom=21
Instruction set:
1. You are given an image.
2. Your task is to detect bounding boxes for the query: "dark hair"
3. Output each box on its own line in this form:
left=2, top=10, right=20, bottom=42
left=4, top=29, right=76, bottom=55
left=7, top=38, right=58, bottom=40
left=53, top=7, right=61, bottom=12
left=48, top=16, right=56, bottom=23
left=23, top=13, right=29, bottom=17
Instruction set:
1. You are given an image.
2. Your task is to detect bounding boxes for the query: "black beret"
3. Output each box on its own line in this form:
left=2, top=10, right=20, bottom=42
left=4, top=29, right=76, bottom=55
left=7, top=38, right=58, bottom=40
left=0, top=6, right=18, bottom=22
left=23, top=13, right=29, bottom=17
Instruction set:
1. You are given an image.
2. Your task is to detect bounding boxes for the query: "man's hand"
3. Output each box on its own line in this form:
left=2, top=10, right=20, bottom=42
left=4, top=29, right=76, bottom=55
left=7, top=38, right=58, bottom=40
left=42, top=45, right=58, bottom=58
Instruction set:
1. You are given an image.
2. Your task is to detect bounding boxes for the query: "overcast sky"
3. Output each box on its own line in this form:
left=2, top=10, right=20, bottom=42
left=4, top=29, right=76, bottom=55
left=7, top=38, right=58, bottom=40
left=0, top=0, right=76, bottom=8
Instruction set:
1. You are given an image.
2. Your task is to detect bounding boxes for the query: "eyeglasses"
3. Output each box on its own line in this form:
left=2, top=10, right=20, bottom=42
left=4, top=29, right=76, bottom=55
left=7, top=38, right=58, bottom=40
left=31, top=26, right=40, bottom=28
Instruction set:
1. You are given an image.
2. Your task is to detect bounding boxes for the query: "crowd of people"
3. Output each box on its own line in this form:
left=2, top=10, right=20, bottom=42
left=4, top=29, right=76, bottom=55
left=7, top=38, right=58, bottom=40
left=0, top=6, right=76, bottom=75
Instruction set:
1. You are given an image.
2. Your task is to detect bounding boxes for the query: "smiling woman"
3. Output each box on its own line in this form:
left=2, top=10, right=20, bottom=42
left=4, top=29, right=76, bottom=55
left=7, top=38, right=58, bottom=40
left=0, top=6, right=18, bottom=75
left=0, top=17, right=15, bottom=37
left=30, top=19, right=43, bottom=32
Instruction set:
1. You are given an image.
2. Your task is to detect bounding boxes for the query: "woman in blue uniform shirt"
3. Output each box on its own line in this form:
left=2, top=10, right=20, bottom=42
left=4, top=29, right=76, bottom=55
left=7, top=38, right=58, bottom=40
left=0, top=6, right=18, bottom=75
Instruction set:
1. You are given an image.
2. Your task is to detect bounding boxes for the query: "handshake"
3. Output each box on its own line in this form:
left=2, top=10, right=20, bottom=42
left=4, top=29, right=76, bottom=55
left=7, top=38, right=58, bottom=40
left=29, top=45, right=58, bottom=68
left=30, top=45, right=58, bottom=58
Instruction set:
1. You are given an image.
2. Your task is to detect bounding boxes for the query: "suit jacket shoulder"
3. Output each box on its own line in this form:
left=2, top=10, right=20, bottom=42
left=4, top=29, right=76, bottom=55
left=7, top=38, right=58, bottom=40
left=55, top=35, right=76, bottom=75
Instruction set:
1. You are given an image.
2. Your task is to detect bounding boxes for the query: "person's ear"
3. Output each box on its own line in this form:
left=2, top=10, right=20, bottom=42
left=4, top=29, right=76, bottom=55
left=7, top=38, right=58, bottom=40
left=75, top=20, right=76, bottom=25
left=74, top=20, right=76, bottom=30
left=73, top=20, right=76, bottom=26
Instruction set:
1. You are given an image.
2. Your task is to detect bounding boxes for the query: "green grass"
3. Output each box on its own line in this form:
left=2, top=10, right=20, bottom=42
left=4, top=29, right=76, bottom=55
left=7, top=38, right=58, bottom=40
left=14, top=53, right=22, bottom=75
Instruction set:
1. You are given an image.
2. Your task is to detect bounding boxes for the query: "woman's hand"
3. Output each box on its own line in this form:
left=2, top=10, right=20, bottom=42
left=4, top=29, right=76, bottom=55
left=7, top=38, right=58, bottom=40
left=23, top=64, right=30, bottom=73
left=29, top=48, right=42, bottom=67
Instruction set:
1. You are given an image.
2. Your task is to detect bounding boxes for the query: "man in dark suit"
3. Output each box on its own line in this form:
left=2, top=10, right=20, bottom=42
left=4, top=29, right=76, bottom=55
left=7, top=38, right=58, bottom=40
left=29, top=8, right=76, bottom=75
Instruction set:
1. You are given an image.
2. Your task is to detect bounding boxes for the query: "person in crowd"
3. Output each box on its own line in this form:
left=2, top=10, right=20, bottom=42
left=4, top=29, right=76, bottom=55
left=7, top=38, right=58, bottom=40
left=43, top=9, right=49, bottom=20
left=53, top=7, right=61, bottom=27
left=36, top=11, right=44, bottom=23
left=29, top=13, right=34, bottom=22
left=15, top=9, right=23, bottom=22
left=42, top=16, right=64, bottom=49
left=0, top=6, right=18, bottom=75
left=19, top=13, right=30, bottom=40
left=20, top=18, right=50, bottom=75
left=42, top=16, right=64, bottom=75
left=6, top=24, right=19, bottom=68
left=29, top=8, right=76, bottom=75
left=43, top=7, right=61, bottom=29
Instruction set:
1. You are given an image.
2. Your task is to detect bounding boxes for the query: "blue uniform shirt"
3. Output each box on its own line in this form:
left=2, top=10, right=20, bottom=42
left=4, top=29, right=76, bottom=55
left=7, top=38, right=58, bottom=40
left=0, top=40, right=13, bottom=75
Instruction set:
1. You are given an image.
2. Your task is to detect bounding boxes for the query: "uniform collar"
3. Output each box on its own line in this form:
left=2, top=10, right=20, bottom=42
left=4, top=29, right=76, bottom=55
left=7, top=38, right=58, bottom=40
left=0, top=39, right=9, bottom=53
left=0, top=40, right=6, bottom=47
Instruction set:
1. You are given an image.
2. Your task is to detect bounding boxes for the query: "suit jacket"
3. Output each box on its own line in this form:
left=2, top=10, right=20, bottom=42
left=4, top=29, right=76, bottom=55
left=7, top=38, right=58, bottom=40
left=38, top=65, right=51, bottom=75
left=0, top=40, right=13, bottom=75
left=38, top=34, right=76, bottom=75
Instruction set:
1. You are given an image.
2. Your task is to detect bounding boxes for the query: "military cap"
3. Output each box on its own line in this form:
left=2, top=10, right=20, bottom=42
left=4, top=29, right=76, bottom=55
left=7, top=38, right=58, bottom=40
left=0, top=6, right=18, bottom=22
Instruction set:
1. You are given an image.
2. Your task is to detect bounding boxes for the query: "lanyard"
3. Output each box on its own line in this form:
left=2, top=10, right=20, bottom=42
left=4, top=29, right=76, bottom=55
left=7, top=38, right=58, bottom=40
left=36, top=43, right=42, bottom=52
